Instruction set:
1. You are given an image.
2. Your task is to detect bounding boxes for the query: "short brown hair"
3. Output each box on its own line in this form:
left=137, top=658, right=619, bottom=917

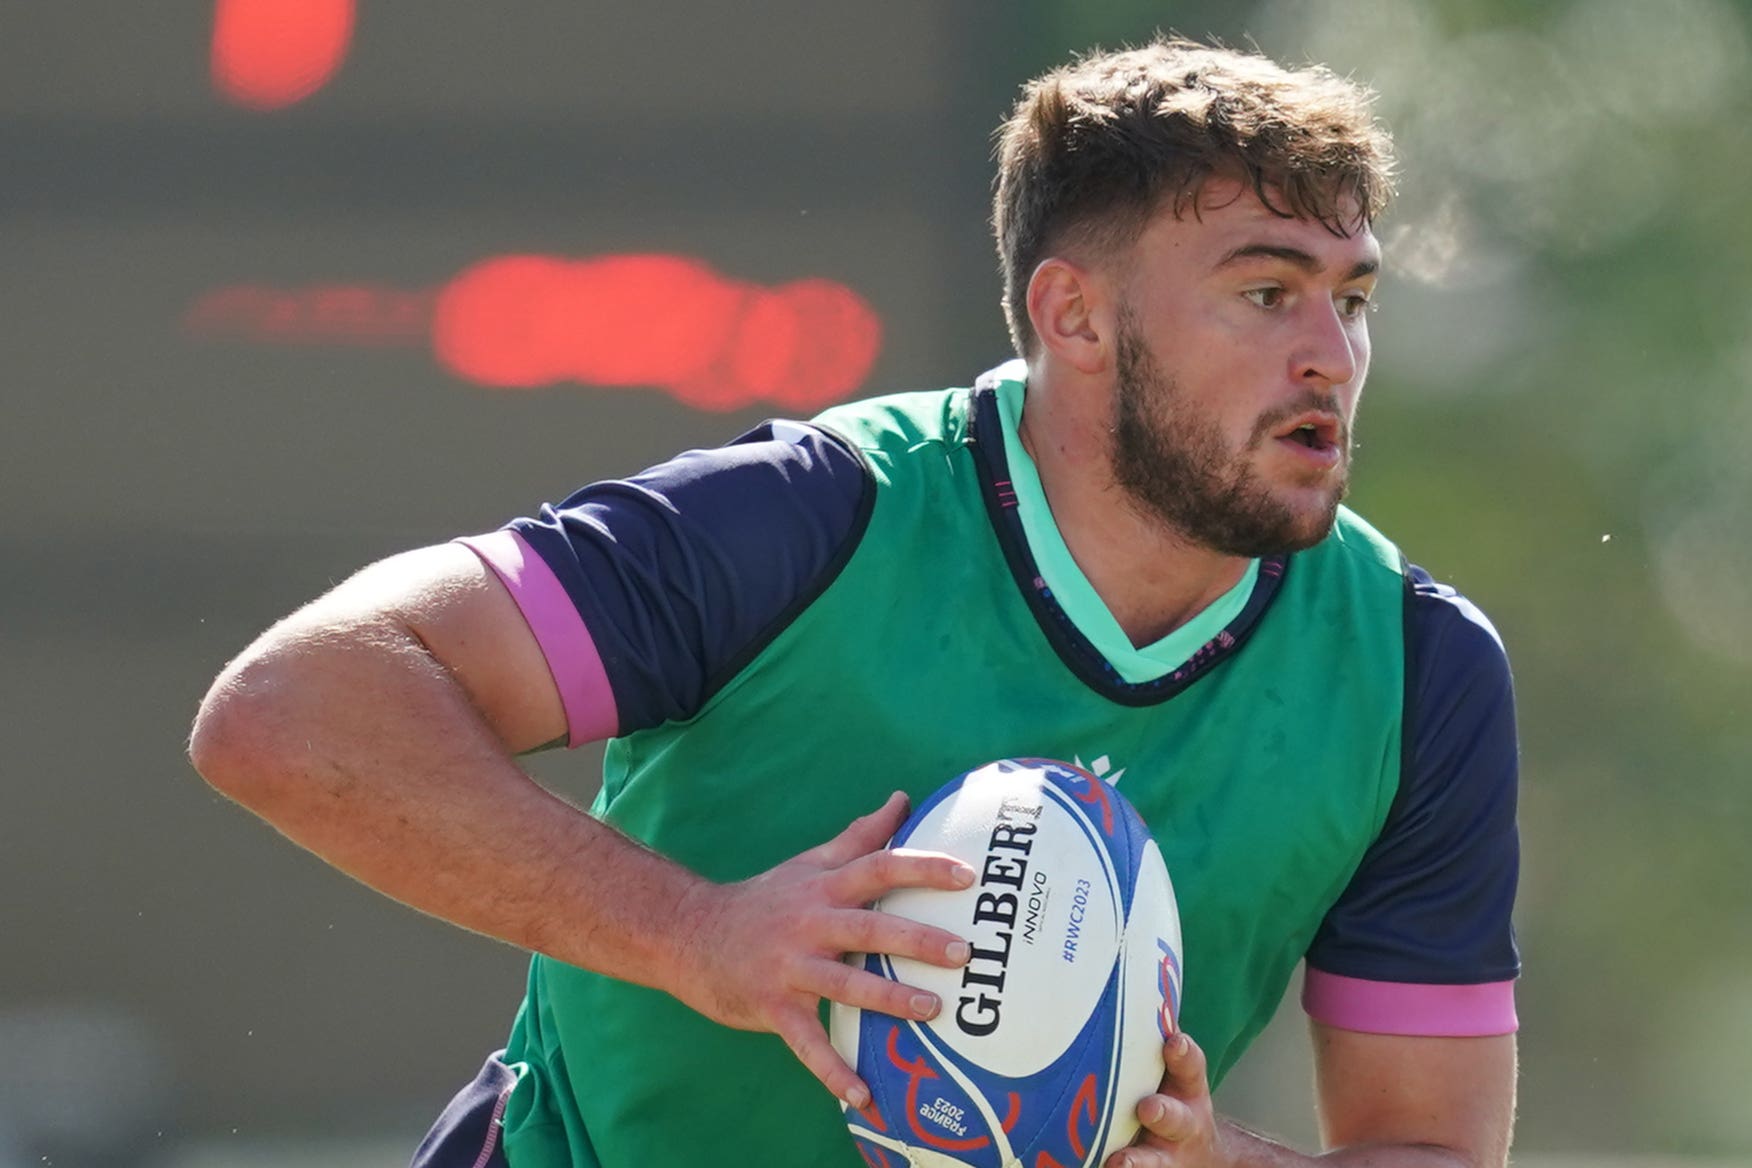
left=993, top=38, right=1396, bottom=354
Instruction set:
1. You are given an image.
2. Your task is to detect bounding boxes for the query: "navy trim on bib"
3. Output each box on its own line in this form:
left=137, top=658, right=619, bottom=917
left=965, top=384, right=1288, bottom=707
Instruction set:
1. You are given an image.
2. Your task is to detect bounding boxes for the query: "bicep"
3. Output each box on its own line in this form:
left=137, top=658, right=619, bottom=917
left=1312, top=1023, right=1516, bottom=1168
left=331, top=542, right=568, bottom=754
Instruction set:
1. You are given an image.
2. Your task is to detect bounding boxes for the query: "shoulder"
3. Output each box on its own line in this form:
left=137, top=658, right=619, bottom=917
left=812, top=385, right=975, bottom=462
left=516, top=418, right=873, bottom=569
left=617, top=418, right=871, bottom=512
left=475, top=419, right=878, bottom=740
left=1313, top=506, right=1410, bottom=581
left=1403, top=563, right=1516, bottom=736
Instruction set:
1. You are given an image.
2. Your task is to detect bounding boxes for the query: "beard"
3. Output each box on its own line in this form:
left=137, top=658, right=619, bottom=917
left=1109, top=311, right=1349, bottom=557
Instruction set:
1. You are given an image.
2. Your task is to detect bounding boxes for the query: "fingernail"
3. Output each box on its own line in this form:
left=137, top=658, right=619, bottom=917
left=1141, top=1095, right=1166, bottom=1124
left=951, top=863, right=975, bottom=887
left=844, top=1084, right=871, bottom=1111
left=912, top=992, right=940, bottom=1018
left=946, top=939, right=971, bottom=965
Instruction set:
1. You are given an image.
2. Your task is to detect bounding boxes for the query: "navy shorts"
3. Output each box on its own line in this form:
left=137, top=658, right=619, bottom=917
left=409, top=1051, right=517, bottom=1168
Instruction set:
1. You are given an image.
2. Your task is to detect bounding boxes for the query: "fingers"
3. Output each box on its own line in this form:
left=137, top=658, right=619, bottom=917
left=824, top=907, right=971, bottom=968
left=1138, top=1092, right=1200, bottom=1141
left=1104, top=1093, right=1201, bottom=1167
left=1160, top=1031, right=1209, bottom=1097
left=800, top=955, right=947, bottom=1025
left=826, top=846, right=975, bottom=906
left=772, top=1005, right=871, bottom=1111
left=1103, top=1033, right=1216, bottom=1166
left=811, top=791, right=911, bottom=867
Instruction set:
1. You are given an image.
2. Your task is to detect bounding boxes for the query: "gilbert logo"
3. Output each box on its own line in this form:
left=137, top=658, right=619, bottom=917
left=953, top=796, right=1040, bottom=1037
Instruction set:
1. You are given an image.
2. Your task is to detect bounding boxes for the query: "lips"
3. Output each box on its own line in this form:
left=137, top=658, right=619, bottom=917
left=1270, top=411, right=1344, bottom=468
left=1274, top=411, right=1342, bottom=449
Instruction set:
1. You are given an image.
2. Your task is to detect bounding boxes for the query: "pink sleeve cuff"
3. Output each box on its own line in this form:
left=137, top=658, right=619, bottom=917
left=456, top=530, right=619, bottom=748
left=1302, top=969, right=1518, bottom=1037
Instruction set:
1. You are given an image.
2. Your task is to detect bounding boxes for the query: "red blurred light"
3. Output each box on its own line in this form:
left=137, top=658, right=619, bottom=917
left=183, top=284, right=433, bottom=342
left=186, top=254, right=884, bottom=411
left=770, top=279, right=883, bottom=409
left=714, top=288, right=802, bottom=409
left=429, top=256, right=575, bottom=389
left=432, top=254, right=881, bottom=411
left=212, top=0, right=355, bottom=110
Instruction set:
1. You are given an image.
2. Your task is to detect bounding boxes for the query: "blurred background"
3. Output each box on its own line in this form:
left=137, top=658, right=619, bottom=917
left=3, top=1, right=1749, bottom=1164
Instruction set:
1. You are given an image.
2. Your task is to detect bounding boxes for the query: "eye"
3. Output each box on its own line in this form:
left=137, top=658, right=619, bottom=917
left=1242, top=286, right=1285, bottom=309
left=1338, top=291, right=1373, bottom=319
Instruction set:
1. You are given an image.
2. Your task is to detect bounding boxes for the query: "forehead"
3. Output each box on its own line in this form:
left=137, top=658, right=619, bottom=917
left=1135, top=176, right=1380, bottom=275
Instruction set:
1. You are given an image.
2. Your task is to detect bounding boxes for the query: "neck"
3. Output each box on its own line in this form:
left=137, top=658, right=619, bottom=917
left=1018, top=364, right=1250, bottom=649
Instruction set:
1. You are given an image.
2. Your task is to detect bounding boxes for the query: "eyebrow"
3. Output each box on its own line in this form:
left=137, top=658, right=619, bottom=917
left=1214, top=243, right=1380, bottom=281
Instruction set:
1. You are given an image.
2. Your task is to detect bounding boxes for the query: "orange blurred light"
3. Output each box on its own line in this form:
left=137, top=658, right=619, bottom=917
left=212, top=0, right=355, bottom=110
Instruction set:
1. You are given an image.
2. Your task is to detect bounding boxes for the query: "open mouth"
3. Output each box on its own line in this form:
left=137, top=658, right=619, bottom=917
left=1270, top=414, right=1344, bottom=465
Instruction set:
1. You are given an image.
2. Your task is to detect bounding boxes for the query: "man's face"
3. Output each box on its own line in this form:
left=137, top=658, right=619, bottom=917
left=1105, top=180, right=1379, bottom=556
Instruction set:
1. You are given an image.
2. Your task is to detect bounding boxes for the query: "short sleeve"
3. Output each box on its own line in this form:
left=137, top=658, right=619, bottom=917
left=1302, top=566, right=1521, bottom=1036
left=459, top=420, right=871, bottom=746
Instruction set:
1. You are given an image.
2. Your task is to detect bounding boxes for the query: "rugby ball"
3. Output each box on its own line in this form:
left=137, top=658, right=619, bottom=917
left=829, top=758, right=1183, bottom=1168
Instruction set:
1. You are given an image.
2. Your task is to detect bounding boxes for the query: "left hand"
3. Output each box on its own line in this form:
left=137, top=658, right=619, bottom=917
left=1106, top=1031, right=1226, bottom=1167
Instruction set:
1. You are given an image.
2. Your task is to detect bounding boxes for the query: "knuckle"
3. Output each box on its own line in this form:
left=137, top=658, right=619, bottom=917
left=863, top=850, right=900, bottom=885
left=880, top=848, right=928, bottom=881
left=841, top=913, right=957, bottom=966
left=772, top=1008, right=807, bottom=1043
left=794, top=904, right=834, bottom=940
left=843, top=910, right=885, bottom=952
left=818, top=959, right=858, bottom=1000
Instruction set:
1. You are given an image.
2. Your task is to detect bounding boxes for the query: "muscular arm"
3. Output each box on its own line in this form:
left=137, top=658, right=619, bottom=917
left=1114, top=1026, right=1514, bottom=1168
left=1308, top=1024, right=1515, bottom=1166
left=189, top=544, right=676, bottom=977
left=188, top=542, right=970, bottom=1106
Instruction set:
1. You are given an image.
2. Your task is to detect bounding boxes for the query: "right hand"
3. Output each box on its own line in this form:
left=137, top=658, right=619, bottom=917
left=668, top=790, right=975, bottom=1109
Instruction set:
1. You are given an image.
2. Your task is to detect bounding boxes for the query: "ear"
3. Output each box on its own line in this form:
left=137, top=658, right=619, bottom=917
left=1025, top=258, right=1110, bottom=375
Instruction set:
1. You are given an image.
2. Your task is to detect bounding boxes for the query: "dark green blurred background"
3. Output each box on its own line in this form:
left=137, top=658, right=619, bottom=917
left=4, top=2, right=1749, bottom=1164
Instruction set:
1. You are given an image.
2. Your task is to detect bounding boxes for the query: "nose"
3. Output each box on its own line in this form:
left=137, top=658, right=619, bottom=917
left=1295, top=303, right=1360, bottom=389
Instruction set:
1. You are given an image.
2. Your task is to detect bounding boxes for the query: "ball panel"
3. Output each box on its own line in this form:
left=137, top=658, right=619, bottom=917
left=845, top=1015, right=1010, bottom=1168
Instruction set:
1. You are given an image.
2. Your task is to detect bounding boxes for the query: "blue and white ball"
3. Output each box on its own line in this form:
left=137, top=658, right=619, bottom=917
left=830, top=758, right=1183, bottom=1168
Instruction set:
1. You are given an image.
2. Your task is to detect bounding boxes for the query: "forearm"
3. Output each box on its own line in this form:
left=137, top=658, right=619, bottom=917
left=1217, top=1120, right=1474, bottom=1168
left=1123, top=1029, right=1509, bottom=1168
left=191, top=547, right=984, bottom=1107
left=189, top=610, right=697, bottom=993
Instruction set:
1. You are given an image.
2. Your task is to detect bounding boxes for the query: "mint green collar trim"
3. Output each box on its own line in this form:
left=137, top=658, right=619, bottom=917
left=990, top=365, right=1260, bottom=685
